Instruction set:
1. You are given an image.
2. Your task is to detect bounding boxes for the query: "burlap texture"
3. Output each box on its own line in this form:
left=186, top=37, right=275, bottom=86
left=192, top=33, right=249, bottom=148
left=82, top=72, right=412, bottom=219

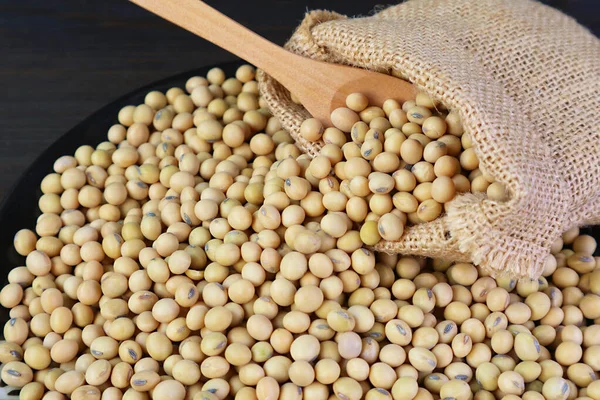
left=257, top=0, right=600, bottom=278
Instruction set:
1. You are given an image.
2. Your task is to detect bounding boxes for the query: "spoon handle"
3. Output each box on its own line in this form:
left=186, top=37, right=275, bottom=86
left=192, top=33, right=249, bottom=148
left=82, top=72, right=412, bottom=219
left=129, top=0, right=286, bottom=72
left=129, top=0, right=417, bottom=124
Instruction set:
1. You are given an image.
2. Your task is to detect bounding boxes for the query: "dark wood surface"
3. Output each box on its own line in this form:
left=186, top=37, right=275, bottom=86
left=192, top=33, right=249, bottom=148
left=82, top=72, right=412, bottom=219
left=0, top=0, right=598, bottom=200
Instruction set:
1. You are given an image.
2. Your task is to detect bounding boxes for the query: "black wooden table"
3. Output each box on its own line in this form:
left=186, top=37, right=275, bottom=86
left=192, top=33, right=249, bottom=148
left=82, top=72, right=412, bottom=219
left=0, top=0, right=598, bottom=199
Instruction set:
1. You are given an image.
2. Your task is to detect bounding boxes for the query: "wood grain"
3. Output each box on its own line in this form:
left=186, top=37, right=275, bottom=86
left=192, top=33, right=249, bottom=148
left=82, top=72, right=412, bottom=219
left=129, top=0, right=416, bottom=122
left=0, top=0, right=597, bottom=198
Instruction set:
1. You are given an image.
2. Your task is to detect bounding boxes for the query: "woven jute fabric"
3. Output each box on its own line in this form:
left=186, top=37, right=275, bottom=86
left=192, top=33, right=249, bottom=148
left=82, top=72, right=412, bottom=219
left=257, top=0, right=600, bottom=278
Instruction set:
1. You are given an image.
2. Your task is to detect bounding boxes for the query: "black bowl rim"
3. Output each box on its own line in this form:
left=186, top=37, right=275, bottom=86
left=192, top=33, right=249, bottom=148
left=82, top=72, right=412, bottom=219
left=0, top=60, right=243, bottom=326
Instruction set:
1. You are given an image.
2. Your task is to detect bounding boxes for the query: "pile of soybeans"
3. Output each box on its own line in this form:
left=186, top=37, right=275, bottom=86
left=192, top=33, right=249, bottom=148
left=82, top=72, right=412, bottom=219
left=0, top=65, right=599, bottom=400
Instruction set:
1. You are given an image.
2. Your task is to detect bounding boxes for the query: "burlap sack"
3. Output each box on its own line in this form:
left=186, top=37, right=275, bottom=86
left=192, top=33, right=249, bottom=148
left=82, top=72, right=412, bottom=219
left=257, top=0, right=600, bottom=279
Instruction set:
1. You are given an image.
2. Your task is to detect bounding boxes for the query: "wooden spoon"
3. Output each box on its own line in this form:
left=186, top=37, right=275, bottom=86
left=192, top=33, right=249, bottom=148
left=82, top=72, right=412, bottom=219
left=129, top=0, right=416, bottom=124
